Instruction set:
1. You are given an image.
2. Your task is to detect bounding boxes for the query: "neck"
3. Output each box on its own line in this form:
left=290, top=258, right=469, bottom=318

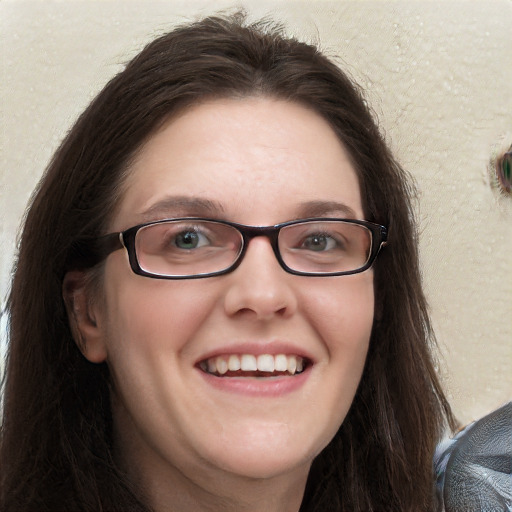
left=146, top=465, right=307, bottom=512
left=120, top=442, right=309, bottom=512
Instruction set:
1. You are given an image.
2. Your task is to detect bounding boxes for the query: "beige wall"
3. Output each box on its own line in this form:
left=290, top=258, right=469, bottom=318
left=1, top=0, right=511, bottom=425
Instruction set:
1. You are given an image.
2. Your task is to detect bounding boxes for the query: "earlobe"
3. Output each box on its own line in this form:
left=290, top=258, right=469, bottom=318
left=62, top=270, right=108, bottom=363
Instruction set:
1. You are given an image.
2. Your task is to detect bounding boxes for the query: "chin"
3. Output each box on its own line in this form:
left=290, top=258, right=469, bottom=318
left=199, top=428, right=323, bottom=481
left=217, top=451, right=313, bottom=481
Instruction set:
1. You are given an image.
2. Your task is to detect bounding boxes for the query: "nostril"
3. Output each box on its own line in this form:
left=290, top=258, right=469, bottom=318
left=223, top=276, right=298, bottom=320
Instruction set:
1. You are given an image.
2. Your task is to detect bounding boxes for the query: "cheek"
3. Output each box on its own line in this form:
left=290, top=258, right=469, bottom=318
left=100, top=276, right=218, bottom=365
left=98, top=278, right=223, bottom=435
left=288, top=275, right=374, bottom=451
left=302, top=276, right=374, bottom=398
left=303, top=274, right=375, bottom=347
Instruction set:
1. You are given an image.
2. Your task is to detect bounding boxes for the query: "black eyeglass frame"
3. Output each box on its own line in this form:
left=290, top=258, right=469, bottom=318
left=69, top=217, right=388, bottom=279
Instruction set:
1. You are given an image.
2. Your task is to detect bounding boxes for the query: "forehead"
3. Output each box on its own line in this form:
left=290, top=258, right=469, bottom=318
left=114, top=97, right=363, bottom=229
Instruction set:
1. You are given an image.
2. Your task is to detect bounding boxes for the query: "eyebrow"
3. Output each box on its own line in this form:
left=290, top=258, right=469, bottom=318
left=295, top=200, right=358, bottom=219
left=139, top=196, right=226, bottom=221
left=138, top=197, right=357, bottom=223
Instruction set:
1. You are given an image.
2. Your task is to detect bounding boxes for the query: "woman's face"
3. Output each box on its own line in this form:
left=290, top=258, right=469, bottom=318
left=82, top=98, right=374, bottom=490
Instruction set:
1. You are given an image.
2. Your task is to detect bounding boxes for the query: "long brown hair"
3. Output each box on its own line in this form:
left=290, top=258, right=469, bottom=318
left=1, top=12, right=454, bottom=511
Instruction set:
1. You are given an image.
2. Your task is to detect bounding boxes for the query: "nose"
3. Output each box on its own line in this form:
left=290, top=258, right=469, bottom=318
left=223, top=236, right=298, bottom=320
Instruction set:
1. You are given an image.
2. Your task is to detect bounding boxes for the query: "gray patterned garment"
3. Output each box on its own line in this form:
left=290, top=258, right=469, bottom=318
left=435, top=401, right=512, bottom=512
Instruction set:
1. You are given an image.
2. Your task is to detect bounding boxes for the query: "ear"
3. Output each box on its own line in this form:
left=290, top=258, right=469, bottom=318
left=62, top=270, right=108, bottom=363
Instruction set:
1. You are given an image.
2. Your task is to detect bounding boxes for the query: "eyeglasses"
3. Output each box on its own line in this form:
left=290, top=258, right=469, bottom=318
left=74, top=218, right=387, bottom=279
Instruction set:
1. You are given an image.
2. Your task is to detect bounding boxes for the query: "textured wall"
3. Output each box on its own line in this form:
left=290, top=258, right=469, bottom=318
left=1, top=0, right=511, bottom=425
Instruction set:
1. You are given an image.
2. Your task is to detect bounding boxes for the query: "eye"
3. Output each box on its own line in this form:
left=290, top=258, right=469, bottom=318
left=301, top=233, right=339, bottom=252
left=173, top=229, right=210, bottom=250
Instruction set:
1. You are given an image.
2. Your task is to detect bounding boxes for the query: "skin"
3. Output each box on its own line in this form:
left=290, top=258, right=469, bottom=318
left=68, top=97, right=375, bottom=512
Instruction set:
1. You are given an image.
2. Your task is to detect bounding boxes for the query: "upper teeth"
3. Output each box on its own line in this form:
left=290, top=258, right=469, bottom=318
left=201, top=354, right=305, bottom=376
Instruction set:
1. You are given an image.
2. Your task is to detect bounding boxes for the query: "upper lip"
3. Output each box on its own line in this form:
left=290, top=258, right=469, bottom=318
left=195, top=340, right=316, bottom=366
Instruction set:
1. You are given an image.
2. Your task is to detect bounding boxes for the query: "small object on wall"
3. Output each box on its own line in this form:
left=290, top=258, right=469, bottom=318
left=493, top=142, right=512, bottom=196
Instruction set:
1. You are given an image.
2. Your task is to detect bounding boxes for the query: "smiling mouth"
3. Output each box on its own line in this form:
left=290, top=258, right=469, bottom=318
left=199, top=354, right=307, bottom=377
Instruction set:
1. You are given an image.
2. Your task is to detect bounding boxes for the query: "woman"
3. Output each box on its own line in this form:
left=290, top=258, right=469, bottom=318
left=0, top=13, right=454, bottom=511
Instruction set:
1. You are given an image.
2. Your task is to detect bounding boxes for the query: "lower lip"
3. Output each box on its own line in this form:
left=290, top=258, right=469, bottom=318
left=197, top=366, right=311, bottom=397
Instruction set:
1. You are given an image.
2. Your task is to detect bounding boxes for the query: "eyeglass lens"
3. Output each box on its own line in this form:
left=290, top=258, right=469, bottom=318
left=134, top=220, right=372, bottom=277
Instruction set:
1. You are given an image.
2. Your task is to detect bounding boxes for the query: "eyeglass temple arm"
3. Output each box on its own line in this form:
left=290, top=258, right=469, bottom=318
left=66, top=232, right=124, bottom=270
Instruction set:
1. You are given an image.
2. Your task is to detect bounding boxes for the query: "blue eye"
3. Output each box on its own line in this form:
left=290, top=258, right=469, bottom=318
left=301, top=233, right=338, bottom=252
left=174, top=230, right=209, bottom=249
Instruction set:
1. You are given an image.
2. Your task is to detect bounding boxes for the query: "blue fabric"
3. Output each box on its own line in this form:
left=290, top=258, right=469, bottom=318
left=434, top=401, right=512, bottom=512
